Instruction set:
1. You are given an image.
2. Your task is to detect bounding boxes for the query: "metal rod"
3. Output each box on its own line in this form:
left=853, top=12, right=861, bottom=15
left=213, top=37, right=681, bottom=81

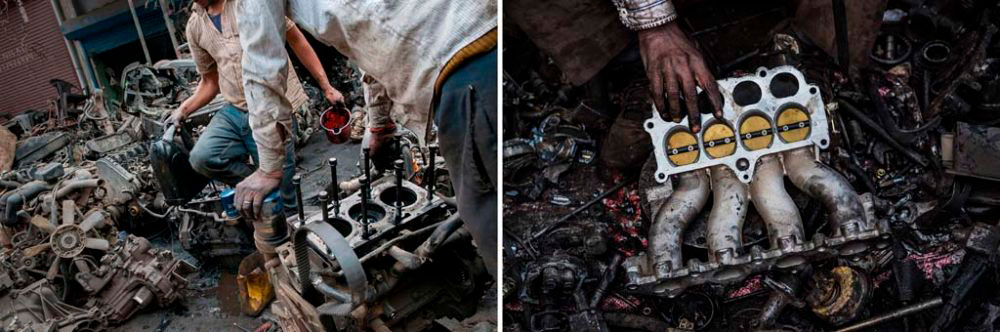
left=362, top=147, right=372, bottom=183
left=394, top=159, right=404, bottom=225
left=833, top=297, right=943, bottom=332
left=530, top=176, right=637, bottom=241
left=427, top=144, right=437, bottom=200
left=359, top=175, right=370, bottom=239
left=329, top=158, right=340, bottom=214
left=318, top=191, right=329, bottom=223
left=126, top=0, right=152, bottom=64
left=293, top=174, right=304, bottom=221
left=157, top=0, right=181, bottom=58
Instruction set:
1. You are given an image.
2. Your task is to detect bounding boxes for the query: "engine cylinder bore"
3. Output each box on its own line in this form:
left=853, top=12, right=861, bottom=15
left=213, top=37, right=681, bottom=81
left=706, top=166, right=749, bottom=265
left=702, top=122, right=737, bottom=159
left=750, top=155, right=804, bottom=250
left=782, top=147, right=868, bottom=242
left=647, top=170, right=711, bottom=279
left=739, top=113, right=774, bottom=151
left=378, top=186, right=418, bottom=208
left=776, top=106, right=811, bottom=143
left=666, top=129, right=700, bottom=166
left=348, top=203, right=386, bottom=224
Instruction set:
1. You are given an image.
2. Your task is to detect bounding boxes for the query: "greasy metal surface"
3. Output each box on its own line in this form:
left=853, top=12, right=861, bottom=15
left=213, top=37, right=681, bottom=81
left=949, top=122, right=1000, bottom=181
left=294, top=220, right=368, bottom=306
left=646, top=66, right=831, bottom=184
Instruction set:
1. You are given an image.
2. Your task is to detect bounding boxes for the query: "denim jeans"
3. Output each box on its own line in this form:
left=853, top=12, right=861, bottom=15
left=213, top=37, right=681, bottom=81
left=189, top=104, right=298, bottom=211
left=434, top=49, right=498, bottom=277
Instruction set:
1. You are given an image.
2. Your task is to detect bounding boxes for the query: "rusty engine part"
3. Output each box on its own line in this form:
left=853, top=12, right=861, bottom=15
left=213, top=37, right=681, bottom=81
left=624, top=66, right=885, bottom=297
left=265, top=152, right=489, bottom=332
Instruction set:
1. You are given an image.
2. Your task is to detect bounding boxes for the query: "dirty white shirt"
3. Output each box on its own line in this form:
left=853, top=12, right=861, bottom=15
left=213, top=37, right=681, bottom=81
left=237, top=0, right=497, bottom=174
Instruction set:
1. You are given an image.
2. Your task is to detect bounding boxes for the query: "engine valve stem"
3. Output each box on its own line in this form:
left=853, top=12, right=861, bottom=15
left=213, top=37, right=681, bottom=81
left=328, top=158, right=340, bottom=214
left=427, top=144, right=438, bottom=201
left=292, top=174, right=304, bottom=221
left=362, top=147, right=372, bottom=184
left=394, top=159, right=404, bottom=225
left=318, top=191, right=330, bottom=224
left=360, top=175, right=371, bottom=239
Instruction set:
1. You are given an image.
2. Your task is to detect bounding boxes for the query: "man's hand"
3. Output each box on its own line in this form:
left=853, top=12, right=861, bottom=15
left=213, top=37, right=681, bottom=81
left=369, top=125, right=397, bottom=161
left=638, top=21, right=723, bottom=133
left=323, top=85, right=345, bottom=106
left=165, top=107, right=188, bottom=127
left=234, top=170, right=281, bottom=220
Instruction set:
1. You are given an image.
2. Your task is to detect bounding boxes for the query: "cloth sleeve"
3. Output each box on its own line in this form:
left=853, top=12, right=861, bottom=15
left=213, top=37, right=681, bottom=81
left=236, top=0, right=294, bottom=174
left=610, top=0, right=678, bottom=30
left=185, top=21, right=217, bottom=74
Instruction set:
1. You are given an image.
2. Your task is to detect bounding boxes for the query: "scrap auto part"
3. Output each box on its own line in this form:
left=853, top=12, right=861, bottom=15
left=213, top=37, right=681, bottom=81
left=645, top=66, right=831, bottom=184
left=272, top=168, right=488, bottom=332
left=624, top=67, right=886, bottom=297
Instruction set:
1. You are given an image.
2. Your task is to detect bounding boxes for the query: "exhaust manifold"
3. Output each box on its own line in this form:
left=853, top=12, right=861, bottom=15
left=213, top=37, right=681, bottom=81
left=625, top=66, right=887, bottom=297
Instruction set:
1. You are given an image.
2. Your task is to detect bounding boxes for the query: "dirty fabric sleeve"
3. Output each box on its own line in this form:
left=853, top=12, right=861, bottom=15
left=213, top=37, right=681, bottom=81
left=186, top=21, right=217, bottom=75
left=236, top=0, right=294, bottom=175
left=610, top=0, right=678, bottom=30
left=362, top=74, right=395, bottom=129
left=506, top=0, right=633, bottom=85
left=434, top=49, right=498, bottom=277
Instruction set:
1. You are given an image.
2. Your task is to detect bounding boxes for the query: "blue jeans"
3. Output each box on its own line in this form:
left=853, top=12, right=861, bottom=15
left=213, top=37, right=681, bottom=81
left=189, top=104, right=298, bottom=211
left=434, top=49, right=497, bottom=277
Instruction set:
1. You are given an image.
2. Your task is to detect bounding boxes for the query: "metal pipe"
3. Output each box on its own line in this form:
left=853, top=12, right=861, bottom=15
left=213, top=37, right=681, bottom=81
left=833, top=297, right=943, bottom=332
left=54, top=179, right=102, bottom=199
left=706, top=166, right=749, bottom=264
left=48, top=0, right=87, bottom=92
left=319, top=191, right=330, bottom=223
left=530, top=177, right=637, bottom=241
left=126, top=0, right=152, bottom=64
left=293, top=175, right=304, bottom=221
left=427, top=144, right=437, bottom=200
left=329, top=158, right=340, bottom=214
left=157, top=0, right=182, bottom=58
left=647, top=170, right=710, bottom=278
left=750, top=155, right=805, bottom=249
left=782, top=147, right=867, bottom=238
left=394, top=159, right=403, bottom=225
left=590, top=253, right=623, bottom=308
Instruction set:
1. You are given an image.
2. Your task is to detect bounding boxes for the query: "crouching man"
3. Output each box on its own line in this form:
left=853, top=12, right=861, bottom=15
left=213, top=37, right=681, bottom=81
left=167, top=0, right=344, bottom=215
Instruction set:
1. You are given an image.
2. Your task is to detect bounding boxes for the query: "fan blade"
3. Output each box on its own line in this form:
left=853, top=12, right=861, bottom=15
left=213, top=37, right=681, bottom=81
left=83, top=237, right=109, bottom=251
left=79, top=211, right=105, bottom=232
left=23, top=243, right=51, bottom=257
left=62, top=200, right=75, bottom=226
left=46, top=258, right=61, bottom=280
left=29, top=215, right=55, bottom=233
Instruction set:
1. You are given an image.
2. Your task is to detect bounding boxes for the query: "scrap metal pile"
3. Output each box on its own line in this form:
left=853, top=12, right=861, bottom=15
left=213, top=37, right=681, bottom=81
left=503, top=1, right=1000, bottom=331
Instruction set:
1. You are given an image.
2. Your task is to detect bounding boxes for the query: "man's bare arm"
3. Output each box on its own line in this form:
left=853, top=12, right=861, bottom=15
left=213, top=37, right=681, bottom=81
left=286, top=25, right=344, bottom=105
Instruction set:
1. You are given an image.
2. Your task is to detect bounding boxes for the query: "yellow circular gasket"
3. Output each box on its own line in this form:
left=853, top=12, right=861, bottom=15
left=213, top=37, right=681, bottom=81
left=666, top=130, right=699, bottom=166
left=739, top=114, right=773, bottom=151
left=777, top=107, right=811, bottom=143
left=702, top=122, right=737, bottom=158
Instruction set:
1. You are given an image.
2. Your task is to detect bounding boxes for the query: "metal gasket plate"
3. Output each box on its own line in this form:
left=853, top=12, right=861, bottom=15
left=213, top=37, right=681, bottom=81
left=646, top=66, right=830, bottom=183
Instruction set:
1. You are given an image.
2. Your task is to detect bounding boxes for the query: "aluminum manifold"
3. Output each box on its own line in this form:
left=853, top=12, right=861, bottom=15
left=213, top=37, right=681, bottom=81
left=625, top=66, right=889, bottom=298
left=646, top=66, right=831, bottom=184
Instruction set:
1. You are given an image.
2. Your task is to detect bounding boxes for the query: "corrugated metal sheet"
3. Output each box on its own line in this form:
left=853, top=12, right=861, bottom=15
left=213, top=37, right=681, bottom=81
left=0, top=0, right=79, bottom=117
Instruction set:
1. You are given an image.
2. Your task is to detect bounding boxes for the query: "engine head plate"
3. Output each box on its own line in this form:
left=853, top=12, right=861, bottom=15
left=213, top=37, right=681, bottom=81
left=645, top=66, right=831, bottom=183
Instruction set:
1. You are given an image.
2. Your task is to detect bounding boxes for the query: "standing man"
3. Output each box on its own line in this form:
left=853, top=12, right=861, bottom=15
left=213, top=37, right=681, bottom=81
left=167, top=0, right=344, bottom=214
left=232, top=1, right=498, bottom=276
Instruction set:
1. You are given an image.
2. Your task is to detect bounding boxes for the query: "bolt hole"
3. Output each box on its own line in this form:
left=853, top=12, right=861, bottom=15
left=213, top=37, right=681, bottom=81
left=809, top=87, right=818, bottom=94
left=759, top=70, right=766, bottom=77
left=646, top=122, right=654, bottom=129
left=820, top=139, right=828, bottom=145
